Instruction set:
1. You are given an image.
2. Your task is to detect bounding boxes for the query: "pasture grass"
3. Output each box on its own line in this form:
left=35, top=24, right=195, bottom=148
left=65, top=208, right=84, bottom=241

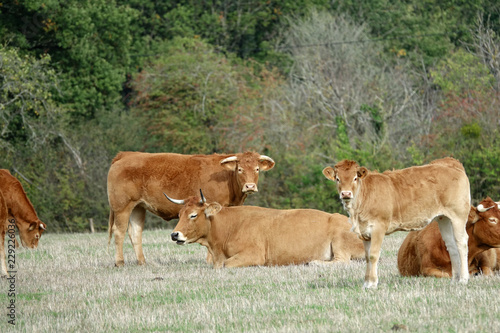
left=1, top=229, right=500, bottom=332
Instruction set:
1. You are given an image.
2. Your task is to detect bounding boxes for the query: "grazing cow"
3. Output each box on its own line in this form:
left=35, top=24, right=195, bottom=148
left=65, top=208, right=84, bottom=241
left=107, top=151, right=275, bottom=267
left=397, top=198, right=500, bottom=278
left=166, top=193, right=365, bottom=268
left=322, top=158, right=471, bottom=288
left=0, top=170, right=47, bottom=277
left=0, top=190, right=8, bottom=277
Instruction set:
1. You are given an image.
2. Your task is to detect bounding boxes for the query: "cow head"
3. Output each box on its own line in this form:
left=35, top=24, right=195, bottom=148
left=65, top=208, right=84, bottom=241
left=165, top=192, right=221, bottom=245
left=17, top=219, right=47, bottom=248
left=469, top=197, right=500, bottom=248
left=220, top=152, right=275, bottom=193
left=323, top=160, right=368, bottom=208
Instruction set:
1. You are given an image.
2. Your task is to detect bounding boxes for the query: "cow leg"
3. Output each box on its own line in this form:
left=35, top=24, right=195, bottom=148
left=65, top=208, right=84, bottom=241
left=421, top=267, right=451, bottom=278
left=437, top=216, right=469, bottom=283
left=128, top=206, right=146, bottom=265
left=362, top=228, right=385, bottom=289
left=223, top=251, right=265, bottom=268
left=113, top=207, right=133, bottom=267
left=0, top=229, right=7, bottom=277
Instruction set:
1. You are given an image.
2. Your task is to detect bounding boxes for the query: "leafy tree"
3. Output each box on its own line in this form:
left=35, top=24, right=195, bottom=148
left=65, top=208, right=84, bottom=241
left=0, top=0, right=138, bottom=120
left=0, top=45, right=61, bottom=150
left=131, top=37, right=281, bottom=154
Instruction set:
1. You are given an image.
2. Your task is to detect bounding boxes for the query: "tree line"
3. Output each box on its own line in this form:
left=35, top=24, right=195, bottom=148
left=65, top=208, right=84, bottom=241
left=1, top=0, right=499, bottom=232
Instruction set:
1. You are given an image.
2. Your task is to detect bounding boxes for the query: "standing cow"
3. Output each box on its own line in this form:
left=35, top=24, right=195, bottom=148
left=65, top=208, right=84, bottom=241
left=166, top=193, right=365, bottom=267
left=322, top=158, right=470, bottom=288
left=107, top=151, right=275, bottom=267
left=397, top=198, right=500, bottom=278
left=0, top=170, right=47, bottom=277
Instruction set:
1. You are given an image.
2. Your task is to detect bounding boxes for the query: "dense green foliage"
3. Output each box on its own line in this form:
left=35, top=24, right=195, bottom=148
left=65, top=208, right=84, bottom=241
left=0, top=1, right=499, bottom=232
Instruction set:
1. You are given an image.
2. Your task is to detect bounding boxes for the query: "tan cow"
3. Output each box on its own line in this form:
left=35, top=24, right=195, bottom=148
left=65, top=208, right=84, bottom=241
left=0, top=170, right=47, bottom=277
left=322, top=158, right=471, bottom=288
left=166, top=193, right=365, bottom=268
left=470, top=248, right=500, bottom=275
left=397, top=198, right=500, bottom=278
left=107, top=151, right=275, bottom=267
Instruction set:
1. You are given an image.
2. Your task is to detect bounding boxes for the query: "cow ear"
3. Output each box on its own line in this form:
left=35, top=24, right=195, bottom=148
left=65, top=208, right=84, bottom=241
left=258, top=155, right=275, bottom=171
left=220, top=156, right=238, bottom=171
left=28, top=222, right=37, bottom=231
left=322, top=166, right=336, bottom=180
left=205, top=203, right=222, bottom=217
left=469, top=207, right=480, bottom=224
left=357, top=167, right=368, bottom=179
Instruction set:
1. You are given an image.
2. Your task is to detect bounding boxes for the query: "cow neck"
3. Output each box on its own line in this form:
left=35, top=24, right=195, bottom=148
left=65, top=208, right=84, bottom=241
left=7, top=189, right=39, bottom=224
left=467, top=223, right=493, bottom=265
left=206, top=211, right=233, bottom=252
left=228, top=170, right=247, bottom=206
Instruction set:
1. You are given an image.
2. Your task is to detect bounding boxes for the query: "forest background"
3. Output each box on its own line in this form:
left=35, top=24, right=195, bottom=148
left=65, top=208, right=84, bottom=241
left=1, top=0, right=499, bottom=232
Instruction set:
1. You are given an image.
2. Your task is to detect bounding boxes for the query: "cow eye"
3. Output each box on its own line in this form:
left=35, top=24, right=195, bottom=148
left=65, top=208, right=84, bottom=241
left=189, top=213, right=198, bottom=219
left=335, top=177, right=340, bottom=182
left=353, top=176, right=358, bottom=182
left=238, top=168, right=243, bottom=173
left=256, top=167, right=259, bottom=173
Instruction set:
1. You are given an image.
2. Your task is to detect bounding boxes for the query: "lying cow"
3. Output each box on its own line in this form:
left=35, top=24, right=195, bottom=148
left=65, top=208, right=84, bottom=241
left=470, top=248, right=500, bottom=275
left=107, top=151, right=275, bottom=267
left=165, top=193, right=364, bottom=267
left=397, top=198, right=500, bottom=278
left=322, top=158, right=471, bottom=288
left=0, top=170, right=47, bottom=277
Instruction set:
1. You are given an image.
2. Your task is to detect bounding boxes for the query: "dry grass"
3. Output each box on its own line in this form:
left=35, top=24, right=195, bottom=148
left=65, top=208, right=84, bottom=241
left=1, top=229, right=500, bottom=332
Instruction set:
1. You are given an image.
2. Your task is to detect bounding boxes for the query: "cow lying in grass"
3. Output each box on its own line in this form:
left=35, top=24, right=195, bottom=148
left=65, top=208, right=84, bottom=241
left=470, top=248, right=500, bottom=276
left=397, top=197, right=500, bottom=278
left=0, top=170, right=47, bottom=277
left=107, top=151, right=275, bottom=267
left=165, top=193, right=364, bottom=268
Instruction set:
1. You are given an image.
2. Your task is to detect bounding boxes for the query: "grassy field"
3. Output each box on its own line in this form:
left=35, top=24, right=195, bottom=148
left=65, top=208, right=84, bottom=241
left=1, top=228, right=500, bottom=333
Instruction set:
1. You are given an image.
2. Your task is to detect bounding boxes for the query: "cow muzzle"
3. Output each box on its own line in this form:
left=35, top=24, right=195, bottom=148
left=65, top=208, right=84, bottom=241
left=171, top=231, right=187, bottom=245
left=340, top=191, right=353, bottom=200
left=242, top=183, right=258, bottom=193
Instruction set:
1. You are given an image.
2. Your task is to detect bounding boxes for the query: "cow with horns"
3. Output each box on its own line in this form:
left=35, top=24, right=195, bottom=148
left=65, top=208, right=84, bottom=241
left=398, top=198, right=500, bottom=278
left=107, top=151, right=275, bottom=267
left=165, top=190, right=365, bottom=268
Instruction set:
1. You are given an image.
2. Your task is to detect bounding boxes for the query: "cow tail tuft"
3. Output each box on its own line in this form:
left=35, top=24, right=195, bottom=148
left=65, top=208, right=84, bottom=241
left=108, top=210, right=114, bottom=253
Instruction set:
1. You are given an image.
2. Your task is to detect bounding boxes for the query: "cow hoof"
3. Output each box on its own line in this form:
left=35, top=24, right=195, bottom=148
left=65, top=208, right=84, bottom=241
left=115, top=261, right=125, bottom=267
left=363, top=281, right=378, bottom=289
left=137, top=260, right=146, bottom=266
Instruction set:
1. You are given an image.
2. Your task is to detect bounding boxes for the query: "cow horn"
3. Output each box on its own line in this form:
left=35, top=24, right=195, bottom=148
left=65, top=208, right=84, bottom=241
left=220, top=156, right=238, bottom=164
left=477, top=204, right=494, bottom=212
left=199, top=189, right=206, bottom=204
left=163, top=193, right=185, bottom=205
left=40, top=223, right=46, bottom=230
left=259, top=155, right=274, bottom=163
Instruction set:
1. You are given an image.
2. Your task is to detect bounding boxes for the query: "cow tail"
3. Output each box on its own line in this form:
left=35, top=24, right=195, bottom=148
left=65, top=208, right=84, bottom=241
left=107, top=209, right=114, bottom=253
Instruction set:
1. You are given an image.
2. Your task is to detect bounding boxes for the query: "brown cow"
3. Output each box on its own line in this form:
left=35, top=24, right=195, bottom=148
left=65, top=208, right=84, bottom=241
left=107, top=151, right=275, bottom=267
left=166, top=193, right=364, bottom=267
left=397, top=198, right=500, bottom=278
left=470, top=248, right=500, bottom=275
left=0, top=170, right=47, bottom=277
left=0, top=190, right=9, bottom=277
left=322, top=158, right=471, bottom=288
